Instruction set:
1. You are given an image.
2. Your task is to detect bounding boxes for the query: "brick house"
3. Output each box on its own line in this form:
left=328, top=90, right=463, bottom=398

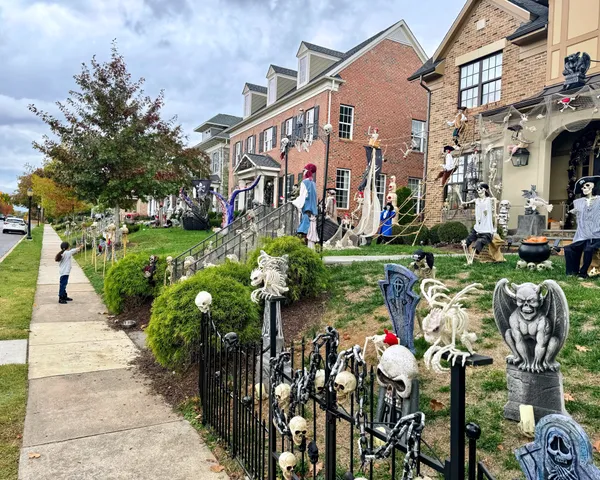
left=411, top=0, right=600, bottom=230
left=225, top=20, right=428, bottom=215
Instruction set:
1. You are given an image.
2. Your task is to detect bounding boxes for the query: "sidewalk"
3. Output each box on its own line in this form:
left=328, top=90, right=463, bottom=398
left=19, top=225, right=227, bottom=480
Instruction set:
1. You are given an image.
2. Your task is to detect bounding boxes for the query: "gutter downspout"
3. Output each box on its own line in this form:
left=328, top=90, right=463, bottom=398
left=419, top=75, right=432, bottom=218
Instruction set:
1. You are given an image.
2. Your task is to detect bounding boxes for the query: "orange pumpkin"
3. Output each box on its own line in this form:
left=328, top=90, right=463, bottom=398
left=525, top=236, right=548, bottom=243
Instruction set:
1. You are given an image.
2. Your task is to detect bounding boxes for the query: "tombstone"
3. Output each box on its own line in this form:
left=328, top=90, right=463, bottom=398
left=516, top=414, right=600, bottom=480
left=493, top=278, right=569, bottom=421
left=517, top=214, right=546, bottom=237
left=379, top=264, right=419, bottom=354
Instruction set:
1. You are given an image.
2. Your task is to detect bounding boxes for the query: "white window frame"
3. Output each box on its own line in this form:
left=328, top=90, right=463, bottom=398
left=408, top=178, right=421, bottom=198
left=234, top=142, right=242, bottom=165
left=267, top=77, right=277, bottom=105
left=211, top=152, right=220, bottom=175
left=411, top=120, right=426, bottom=152
left=335, top=168, right=351, bottom=210
left=305, top=108, right=315, bottom=138
left=338, top=105, right=354, bottom=140
left=298, top=55, right=308, bottom=87
left=376, top=174, right=386, bottom=206
left=244, top=93, right=251, bottom=117
left=247, top=136, right=255, bottom=154
left=284, top=118, right=293, bottom=137
left=459, top=52, right=503, bottom=108
left=263, top=127, right=274, bottom=151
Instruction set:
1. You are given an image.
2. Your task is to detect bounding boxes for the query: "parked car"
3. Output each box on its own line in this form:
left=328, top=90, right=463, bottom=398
left=2, top=217, right=28, bottom=235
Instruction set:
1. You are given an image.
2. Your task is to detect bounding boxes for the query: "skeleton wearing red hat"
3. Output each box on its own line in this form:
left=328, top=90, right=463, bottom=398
left=292, top=163, right=319, bottom=248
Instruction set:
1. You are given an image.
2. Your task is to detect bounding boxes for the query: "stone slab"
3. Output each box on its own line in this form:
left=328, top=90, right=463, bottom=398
left=504, top=363, right=566, bottom=422
left=22, top=369, right=177, bottom=446
left=19, top=421, right=229, bottom=480
left=29, top=322, right=127, bottom=346
left=36, top=268, right=88, bottom=285
left=31, top=303, right=107, bottom=324
left=0, top=339, right=28, bottom=365
left=28, top=338, right=137, bottom=379
left=126, top=331, right=147, bottom=350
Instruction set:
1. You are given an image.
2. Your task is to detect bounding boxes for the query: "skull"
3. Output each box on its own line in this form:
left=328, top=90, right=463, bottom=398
left=334, top=371, right=357, bottom=402
left=314, top=369, right=325, bottom=395
left=527, top=262, right=537, bottom=271
left=545, top=430, right=574, bottom=473
left=376, top=345, right=419, bottom=399
left=373, top=426, right=388, bottom=448
left=226, top=254, right=239, bottom=263
left=275, top=383, right=291, bottom=410
left=323, top=123, right=333, bottom=135
left=581, top=181, right=595, bottom=197
left=195, top=291, right=212, bottom=313
left=288, top=416, right=308, bottom=446
left=166, top=255, right=173, bottom=265
left=514, top=283, right=542, bottom=321
left=120, top=224, right=129, bottom=234
left=278, top=452, right=297, bottom=480
left=254, top=383, right=267, bottom=404
left=516, top=260, right=528, bottom=269
left=536, top=263, right=546, bottom=272
left=499, top=199, right=511, bottom=210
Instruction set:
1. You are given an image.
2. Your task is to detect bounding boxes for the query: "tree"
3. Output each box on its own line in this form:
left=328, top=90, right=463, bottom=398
left=31, top=175, right=88, bottom=219
left=12, top=166, right=45, bottom=208
left=0, top=192, right=14, bottom=216
left=29, top=42, right=209, bottom=218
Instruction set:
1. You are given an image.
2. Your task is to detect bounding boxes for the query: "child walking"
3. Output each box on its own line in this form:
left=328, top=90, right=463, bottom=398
left=55, top=241, right=82, bottom=304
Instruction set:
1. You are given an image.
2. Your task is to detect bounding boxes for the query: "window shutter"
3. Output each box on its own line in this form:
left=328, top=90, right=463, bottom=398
left=292, top=117, right=297, bottom=139
left=313, top=106, right=319, bottom=139
left=259, top=132, right=264, bottom=153
left=281, top=121, right=285, bottom=139
left=253, top=135, right=256, bottom=153
left=272, top=126, right=277, bottom=148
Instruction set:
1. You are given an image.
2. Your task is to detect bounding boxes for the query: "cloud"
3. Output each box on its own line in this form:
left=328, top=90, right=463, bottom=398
left=0, top=0, right=462, bottom=195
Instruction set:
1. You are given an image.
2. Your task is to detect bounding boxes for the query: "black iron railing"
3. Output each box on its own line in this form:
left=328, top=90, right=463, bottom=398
left=198, top=298, right=497, bottom=480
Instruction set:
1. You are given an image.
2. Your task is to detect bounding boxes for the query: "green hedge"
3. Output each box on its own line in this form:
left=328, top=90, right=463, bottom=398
left=146, top=268, right=261, bottom=370
left=104, top=253, right=167, bottom=314
left=389, top=224, right=429, bottom=245
left=429, top=224, right=442, bottom=244
left=438, top=221, right=469, bottom=243
left=247, top=236, right=329, bottom=302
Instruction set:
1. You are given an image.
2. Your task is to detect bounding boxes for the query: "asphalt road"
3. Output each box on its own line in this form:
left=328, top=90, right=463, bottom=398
left=0, top=222, right=26, bottom=259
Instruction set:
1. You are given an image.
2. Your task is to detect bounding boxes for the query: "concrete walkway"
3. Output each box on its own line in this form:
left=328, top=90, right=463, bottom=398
left=19, top=225, right=228, bottom=480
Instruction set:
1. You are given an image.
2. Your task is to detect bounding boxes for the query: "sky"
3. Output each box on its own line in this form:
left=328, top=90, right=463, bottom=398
left=0, top=0, right=464, bottom=197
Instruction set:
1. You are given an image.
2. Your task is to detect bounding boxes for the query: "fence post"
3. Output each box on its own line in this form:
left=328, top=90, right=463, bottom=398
left=324, top=337, right=337, bottom=480
left=268, top=297, right=280, bottom=480
left=466, top=423, right=481, bottom=480
left=232, top=341, right=239, bottom=458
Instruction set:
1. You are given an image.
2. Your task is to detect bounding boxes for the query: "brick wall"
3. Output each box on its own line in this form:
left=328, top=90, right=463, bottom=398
left=424, top=0, right=548, bottom=226
left=228, top=38, right=427, bottom=212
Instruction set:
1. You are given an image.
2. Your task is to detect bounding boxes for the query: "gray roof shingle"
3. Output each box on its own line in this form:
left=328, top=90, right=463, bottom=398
left=271, top=65, right=297, bottom=77
left=245, top=83, right=268, bottom=94
left=408, top=58, right=444, bottom=81
left=245, top=154, right=281, bottom=169
left=204, top=113, right=243, bottom=127
left=301, top=42, right=344, bottom=58
left=507, top=0, right=548, bottom=40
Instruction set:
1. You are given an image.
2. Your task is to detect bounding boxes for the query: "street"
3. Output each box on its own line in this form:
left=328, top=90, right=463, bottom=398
left=0, top=221, right=26, bottom=259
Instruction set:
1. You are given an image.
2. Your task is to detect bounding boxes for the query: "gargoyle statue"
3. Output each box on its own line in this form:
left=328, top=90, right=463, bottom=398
left=563, top=51, right=591, bottom=77
left=420, top=279, right=481, bottom=373
left=493, top=279, right=569, bottom=373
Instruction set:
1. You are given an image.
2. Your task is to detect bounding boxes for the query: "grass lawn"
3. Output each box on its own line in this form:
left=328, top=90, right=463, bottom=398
left=70, top=226, right=211, bottom=296
left=321, top=243, right=448, bottom=256
left=0, top=226, right=43, bottom=480
left=319, top=254, right=600, bottom=479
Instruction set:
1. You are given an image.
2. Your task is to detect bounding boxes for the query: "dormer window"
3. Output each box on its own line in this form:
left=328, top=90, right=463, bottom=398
left=298, top=56, right=308, bottom=86
left=267, top=77, right=276, bottom=105
left=244, top=94, right=251, bottom=118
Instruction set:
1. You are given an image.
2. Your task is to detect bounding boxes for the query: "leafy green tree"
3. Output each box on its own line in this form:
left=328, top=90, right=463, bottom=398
left=29, top=42, right=209, bottom=218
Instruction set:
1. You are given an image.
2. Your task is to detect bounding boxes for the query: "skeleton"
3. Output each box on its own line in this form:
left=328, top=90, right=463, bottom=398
left=376, top=344, right=419, bottom=400
left=250, top=251, right=289, bottom=303
left=180, top=255, right=196, bottom=281
left=225, top=253, right=239, bottom=263
left=194, top=291, right=212, bottom=314
left=362, top=329, right=398, bottom=360
left=164, top=256, right=173, bottom=286
left=288, top=416, right=308, bottom=446
left=493, top=279, right=569, bottom=372
left=522, top=185, right=553, bottom=215
left=334, top=371, right=357, bottom=405
left=274, top=383, right=291, bottom=411
left=278, top=452, right=297, bottom=480
left=497, top=199, right=511, bottom=237
left=420, top=279, right=480, bottom=373
left=409, top=250, right=436, bottom=279
left=254, top=383, right=267, bottom=404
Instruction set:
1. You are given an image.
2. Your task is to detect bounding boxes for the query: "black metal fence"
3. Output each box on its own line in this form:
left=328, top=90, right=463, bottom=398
left=198, top=298, right=497, bottom=480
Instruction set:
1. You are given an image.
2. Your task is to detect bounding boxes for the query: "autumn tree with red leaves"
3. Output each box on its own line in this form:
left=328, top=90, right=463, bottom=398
left=29, top=42, right=209, bottom=217
left=0, top=192, right=14, bottom=216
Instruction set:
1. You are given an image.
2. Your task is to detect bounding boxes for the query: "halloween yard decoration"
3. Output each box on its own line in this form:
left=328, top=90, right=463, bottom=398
left=376, top=344, right=420, bottom=419
left=291, top=163, right=319, bottom=248
left=493, top=278, right=569, bottom=421
left=212, top=176, right=261, bottom=228
left=436, top=145, right=456, bottom=186
left=143, top=255, right=158, bottom=286
left=447, top=107, right=467, bottom=147
left=250, top=251, right=289, bottom=303
left=179, top=183, right=211, bottom=231
left=564, top=176, right=600, bottom=279
left=409, top=250, right=436, bottom=279
left=497, top=199, right=511, bottom=237
left=420, top=279, right=480, bottom=373
left=516, top=414, right=600, bottom=480
left=385, top=175, right=398, bottom=211
left=377, top=203, right=396, bottom=244
left=164, top=256, right=174, bottom=286
left=325, top=189, right=337, bottom=220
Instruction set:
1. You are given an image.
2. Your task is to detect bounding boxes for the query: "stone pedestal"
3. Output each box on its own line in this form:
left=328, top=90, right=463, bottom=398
left=504, top=363, right=566, bottom=422
left=375, top=379, right=420, bottom=425
left=516, top=215, right=546, bottom=238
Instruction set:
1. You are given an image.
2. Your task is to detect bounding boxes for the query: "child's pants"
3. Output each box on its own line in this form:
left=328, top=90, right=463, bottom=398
left=59, top=275, right=69, bottom=299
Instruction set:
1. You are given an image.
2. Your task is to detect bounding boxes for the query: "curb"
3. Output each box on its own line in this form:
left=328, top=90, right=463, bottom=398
left=0, top=234, right=27, bottom=264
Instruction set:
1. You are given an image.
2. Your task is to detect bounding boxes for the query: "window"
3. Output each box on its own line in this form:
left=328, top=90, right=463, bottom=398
left=284, top=118, right=293, bottom=137
left=335, top=169, right=351, bottom=209
left=411, top=120, right=426, bottom=152
left=244, top=94, right=251, bottom=117
left=211, top=152, right=220, bottom=175
left=234, top=142, right=242, bottom=165
left=298, top=56, right=308, bottom=85
left=338, top=105, right=354, bottom=139
left=267, top=77, right=276, bottom=105
left=263, top=127, right=273, bottom=151
left=444, top=153, right=484, bottom=209
left=459, top=52, right=502, bottom=108
left=246, top=135, right=255, bottom=154
left=305, top=108, right=315, bottom=138
left=376, top=174, right=386, bottom=205
left=408, top=178, right=421, bottom=198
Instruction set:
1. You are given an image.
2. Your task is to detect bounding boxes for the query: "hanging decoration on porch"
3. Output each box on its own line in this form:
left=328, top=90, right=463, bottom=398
left=211, top=176, right=261, bottom=228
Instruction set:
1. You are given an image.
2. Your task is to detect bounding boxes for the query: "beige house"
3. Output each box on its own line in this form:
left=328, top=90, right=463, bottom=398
left=411, top=0, right=600, bottom=232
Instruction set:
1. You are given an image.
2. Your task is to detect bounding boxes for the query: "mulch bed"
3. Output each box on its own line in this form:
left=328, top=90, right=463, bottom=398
left=107, top=300, right=152, bottom=332
left=280, top=292, right=329, bottom=341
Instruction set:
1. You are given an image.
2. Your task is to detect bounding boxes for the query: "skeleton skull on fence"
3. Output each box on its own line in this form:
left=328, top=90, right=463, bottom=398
left=278, top=452, right=297, bottom=480
left=194, top=291, right=212, bottom=314
left=288, top=416, right=308, bottom=446
left=334, top=371, right=357, bottom=404
left=376, top=344, right=419, bottom=399
left=314, top=369, right=325, bottom=395
left=275, top=383, right=291, bottom=411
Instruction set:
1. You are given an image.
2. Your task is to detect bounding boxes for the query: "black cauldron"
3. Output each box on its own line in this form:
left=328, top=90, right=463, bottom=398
left=518, top=240, right=550, bottom=264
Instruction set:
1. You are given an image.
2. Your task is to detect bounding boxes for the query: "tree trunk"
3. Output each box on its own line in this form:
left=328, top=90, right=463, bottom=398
left=114, top=202, right=122, bottom=245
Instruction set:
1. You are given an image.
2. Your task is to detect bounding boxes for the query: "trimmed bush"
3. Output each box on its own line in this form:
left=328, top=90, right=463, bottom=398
left=213, top=259, right=252, bottom=286
left=247, top=236, right=329, bottom=302
left=126, top=223, right=141, bottom=234
left=389, top=224, right=429, bottom=245
left=395, top=187, right=416, bottom=225
left=438, top=221, right=469, bottom=243
left=146, top=269, right=261, bottom=370
left=429, top=224, right=442, bottom=244
left=104, top=253, right=167, bottom=314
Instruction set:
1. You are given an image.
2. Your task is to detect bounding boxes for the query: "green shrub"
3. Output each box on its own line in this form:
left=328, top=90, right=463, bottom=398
left=146, top=269, right=261, bottom=370
left=126, top=223, right=141, bottom=234
left=214, top=259, right=252, bottom=286
left=247, top=236, right=329, bottom=302
left=389, top=224, right=429, bottom=245
left=395, top=187, right=416, bottom=225
left=429, top=224, right=442, bottom=244
left=104, top=253, right=166, bottom=314
left=438, top=221, right=469, bottom=243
